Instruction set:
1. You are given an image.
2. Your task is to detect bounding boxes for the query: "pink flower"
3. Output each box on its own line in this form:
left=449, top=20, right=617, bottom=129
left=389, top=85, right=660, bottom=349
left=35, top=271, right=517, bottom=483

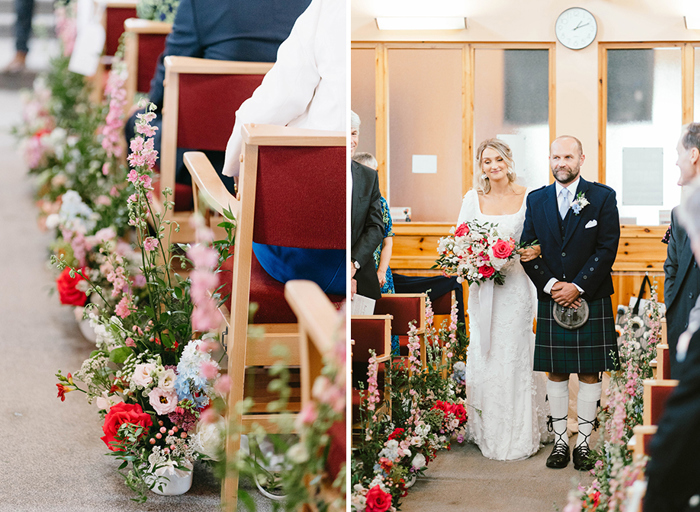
left=136, top=123, right=157, bottom=137
left=143, top=237, right=158, bottom=252
left=126, top=169, right=139, bottom=184
left=295, top=403, right=317, bottom=429
left=102, top=163, right=110, bottom=176
left=130, top=136, right=144, bottom=153
left=492, top=239, right=514, bottom=259
left=132, top=274, right=147, bottom=287
left=188, top=244, right=219, bottom=269
left=110, top=186, right=119, bottom=197
left=200, top=360, right=219, bottom=380
left=125, top=337, right=136, bottom=347
left=115, top=296, right=132, bottom=319
left=148, top=387, right=178, bottom=415
left=139, top=174, right=152, bottom=189
left=213, top=375, right=231, bottom=395
left=199, top=407, right=220, bottom=424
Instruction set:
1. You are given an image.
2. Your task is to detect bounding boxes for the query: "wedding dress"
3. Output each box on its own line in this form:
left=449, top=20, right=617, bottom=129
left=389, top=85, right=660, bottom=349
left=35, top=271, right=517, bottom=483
left=457, top=188, right=551, bottom=460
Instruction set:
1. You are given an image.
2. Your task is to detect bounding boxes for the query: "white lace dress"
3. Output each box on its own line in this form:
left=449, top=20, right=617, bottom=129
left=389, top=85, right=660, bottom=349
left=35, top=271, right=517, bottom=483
left=457, top=188, right=551, bottom=461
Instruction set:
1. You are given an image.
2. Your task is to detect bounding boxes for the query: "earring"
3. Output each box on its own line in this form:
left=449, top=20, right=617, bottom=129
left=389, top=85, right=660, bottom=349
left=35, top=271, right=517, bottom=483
left=480, top=174, right=487, bottom=180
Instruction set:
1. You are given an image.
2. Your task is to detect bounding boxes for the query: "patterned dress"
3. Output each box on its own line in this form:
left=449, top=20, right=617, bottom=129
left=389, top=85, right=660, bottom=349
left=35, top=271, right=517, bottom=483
left=373, top=197, right=399, bottom=353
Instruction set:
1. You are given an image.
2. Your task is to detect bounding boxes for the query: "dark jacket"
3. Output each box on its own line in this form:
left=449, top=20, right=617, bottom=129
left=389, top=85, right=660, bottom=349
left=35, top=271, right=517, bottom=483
left=351, top=160, right=383, bottom=300
left=520, top=177, right=620, bottom=301
left=149, top=0, right=311, bottom=109
left=664, top=207, right=700, bottom=377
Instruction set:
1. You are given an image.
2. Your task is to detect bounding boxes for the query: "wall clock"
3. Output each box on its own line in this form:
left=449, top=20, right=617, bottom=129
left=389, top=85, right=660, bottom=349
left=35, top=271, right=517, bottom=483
left=555, top=7, right=598, bottom=50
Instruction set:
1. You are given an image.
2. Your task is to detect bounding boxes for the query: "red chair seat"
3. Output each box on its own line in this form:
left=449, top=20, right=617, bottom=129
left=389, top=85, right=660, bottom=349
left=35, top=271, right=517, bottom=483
left=152, top=178, right=194, bottom=212
left=326, top=418, right=345, bottom=481
left=217, top=250, right=343, bottom=324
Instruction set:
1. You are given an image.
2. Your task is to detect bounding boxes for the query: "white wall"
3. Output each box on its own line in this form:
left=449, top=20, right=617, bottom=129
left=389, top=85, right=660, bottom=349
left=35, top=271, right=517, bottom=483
left=352, top=0, right=700, bottom=181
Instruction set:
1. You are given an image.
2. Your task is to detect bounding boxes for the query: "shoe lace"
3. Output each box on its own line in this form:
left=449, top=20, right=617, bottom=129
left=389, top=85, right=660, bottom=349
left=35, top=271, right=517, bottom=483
left=576, top=415, right=599, bottom=450
left=546, top=415, right=568, bottom=447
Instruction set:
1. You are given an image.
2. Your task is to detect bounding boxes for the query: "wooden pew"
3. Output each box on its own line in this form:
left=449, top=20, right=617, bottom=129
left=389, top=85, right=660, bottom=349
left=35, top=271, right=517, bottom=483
left=123, top=18, right=171, bottom=107
left=642, top=379, right=679, bottom=426
left=183, top=124, right=345, bottom=511
left=628, top=424, right=658, bottom=463
left=159, top=56, right=272, bottom=244
left=284, top=280, right=345, bottom=511
left=374, top=293, right=426, bottom=364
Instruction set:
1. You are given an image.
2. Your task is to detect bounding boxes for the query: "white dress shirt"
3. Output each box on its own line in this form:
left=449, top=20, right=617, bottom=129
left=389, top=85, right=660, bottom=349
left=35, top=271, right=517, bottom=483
left=544, top=177, right=584, bottom=295
left=222, top=0, right=346, bottom=177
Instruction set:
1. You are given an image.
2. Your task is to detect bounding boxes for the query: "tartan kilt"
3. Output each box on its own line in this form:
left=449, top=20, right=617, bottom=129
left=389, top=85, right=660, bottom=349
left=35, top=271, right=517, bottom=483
left=534, top=297, right=619, bottom=374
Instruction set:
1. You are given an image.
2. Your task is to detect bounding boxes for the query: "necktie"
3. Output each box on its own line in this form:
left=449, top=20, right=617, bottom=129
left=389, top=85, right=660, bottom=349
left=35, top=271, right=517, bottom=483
left=559, top=188, right=570, bottom=220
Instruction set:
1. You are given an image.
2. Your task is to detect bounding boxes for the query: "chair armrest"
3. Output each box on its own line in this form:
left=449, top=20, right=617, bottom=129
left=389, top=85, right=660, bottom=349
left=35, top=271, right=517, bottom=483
left=164, top=56, right=273, bottom=75
left=284, top=280, right=338, bottom=357
left=124, top=18, right=172, bottom=33
left=242, top=124, right=345, bottom=147
left=183, top=151, right=240, bottom=218
left=99, top=0, right=137, bottom=7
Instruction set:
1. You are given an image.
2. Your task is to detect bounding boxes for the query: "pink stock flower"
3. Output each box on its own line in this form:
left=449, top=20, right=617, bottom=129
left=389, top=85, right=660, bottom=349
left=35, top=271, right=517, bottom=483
left=132, top=274, right=147, bottom=288
left=296, top=402, right=318, bottom=428
left=143, top=237, right=158, bottom=252
left=135, top=123, right=157, bottom=138
left=188, top=244, right=219, bottom=269
left=130, top=136, right=144, bottom=153
left=192, top=303, right=222, bottom=332
left=200, top=360, right=219, bottom=380
left=139, top=174, right=152, bottom=189
left=126, top=169, right=139, bottom=184
left=213, top=374, right=231, bottom=395
left=115, top=296, right=132, bottom=319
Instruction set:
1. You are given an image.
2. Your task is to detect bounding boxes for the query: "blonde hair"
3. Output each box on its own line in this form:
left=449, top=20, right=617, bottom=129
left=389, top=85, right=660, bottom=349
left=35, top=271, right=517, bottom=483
left=353, top=152, right=378, bottom=170
left=473, top=138, right=516, bottom=194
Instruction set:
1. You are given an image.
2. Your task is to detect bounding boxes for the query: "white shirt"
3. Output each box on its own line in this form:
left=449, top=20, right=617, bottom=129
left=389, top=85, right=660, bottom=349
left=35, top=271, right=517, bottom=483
left=544, top=177, right=584, bottom=295
left=222, top=0, right=346, bottom=177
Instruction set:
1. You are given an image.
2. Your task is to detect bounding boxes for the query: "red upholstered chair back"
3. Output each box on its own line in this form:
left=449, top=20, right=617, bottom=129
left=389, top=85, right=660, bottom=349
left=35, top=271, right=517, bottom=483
left=351, top=317, right=390, bottom=362
left=642, top=432, right=654, bottom=455
left=431, top=289, right=454, bottom=315
left=252, top=145, right=346, bottom=249
left=374, top=295, right=424, bottom=336
left=177, top=74, right=264, bottom=151
left=649, top=385, right=676, bottom=425
left=136, top=33, right=168, bottom=93
left=105, top=6, right=137, bottom=56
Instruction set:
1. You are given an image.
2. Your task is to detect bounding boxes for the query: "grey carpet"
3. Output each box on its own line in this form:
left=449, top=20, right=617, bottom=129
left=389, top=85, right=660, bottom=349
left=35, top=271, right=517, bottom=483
left=0, top=86, right=272, bottom=511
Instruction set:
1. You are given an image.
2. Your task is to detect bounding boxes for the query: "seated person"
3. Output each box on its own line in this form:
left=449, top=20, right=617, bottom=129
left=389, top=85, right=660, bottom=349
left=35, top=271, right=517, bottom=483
left=125, top=0, right=311, bottom=194
left=221, top=0, right=346, bottom=296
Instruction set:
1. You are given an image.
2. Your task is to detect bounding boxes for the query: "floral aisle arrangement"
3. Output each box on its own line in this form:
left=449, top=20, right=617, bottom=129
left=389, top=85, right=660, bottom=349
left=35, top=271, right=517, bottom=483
left=137, top=0, right=181, bottom=23
left=435, top=220, right=531, bottom=286
left=564, top=285, right=663, bottom=512
left=351, top=298, right=468, bottom=511
left=54, top=104, right=233, bottom=501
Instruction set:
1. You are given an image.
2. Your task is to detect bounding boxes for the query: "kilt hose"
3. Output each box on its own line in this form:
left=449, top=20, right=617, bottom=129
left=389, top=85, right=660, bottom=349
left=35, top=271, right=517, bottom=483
left=534, top=297, right=619, bottom=374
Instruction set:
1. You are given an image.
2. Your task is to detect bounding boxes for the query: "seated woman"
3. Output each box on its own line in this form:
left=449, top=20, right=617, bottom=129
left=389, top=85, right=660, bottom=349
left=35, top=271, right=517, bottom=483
left=221, top=0, right=345, bottom=295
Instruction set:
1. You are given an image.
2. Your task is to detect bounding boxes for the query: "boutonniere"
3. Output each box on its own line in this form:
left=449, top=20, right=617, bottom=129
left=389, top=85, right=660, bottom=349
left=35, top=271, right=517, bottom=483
left=571, top=191, right=589, bottom=215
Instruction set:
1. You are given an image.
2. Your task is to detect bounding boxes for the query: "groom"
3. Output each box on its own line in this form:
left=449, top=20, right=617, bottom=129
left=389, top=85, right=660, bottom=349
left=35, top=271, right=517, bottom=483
left=520, top=136, right=620, bottom=471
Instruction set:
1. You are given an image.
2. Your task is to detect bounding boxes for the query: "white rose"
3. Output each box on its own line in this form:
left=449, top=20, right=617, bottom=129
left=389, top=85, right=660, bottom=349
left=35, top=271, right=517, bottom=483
left=95, top=391, right=122, bottom=411
left=287, top=443, right=309, bottom=463
left=132, top=363, right=156, bottom=388
left=412, top=453, right=426, bottom=469
left=158, top=369, right=177, bottom=391
left=194, top=419, right=225, bottom=460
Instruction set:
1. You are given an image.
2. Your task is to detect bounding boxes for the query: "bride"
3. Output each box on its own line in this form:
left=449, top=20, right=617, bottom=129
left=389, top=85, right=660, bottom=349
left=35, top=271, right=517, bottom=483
left=457, top=138, right=551, bottom=460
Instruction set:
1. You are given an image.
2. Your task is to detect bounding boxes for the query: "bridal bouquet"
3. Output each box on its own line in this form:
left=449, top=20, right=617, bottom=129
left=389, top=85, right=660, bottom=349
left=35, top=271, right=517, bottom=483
left=434, top=220, right=521, bottom=286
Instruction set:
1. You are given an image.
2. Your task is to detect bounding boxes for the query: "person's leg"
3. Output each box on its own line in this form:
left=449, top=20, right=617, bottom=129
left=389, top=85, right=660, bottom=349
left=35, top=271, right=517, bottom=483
left=6, top=0, right=35, bottom=72
left=546, top=372, right=570, bottom=468
left=574, top=372, right=601, bottom=470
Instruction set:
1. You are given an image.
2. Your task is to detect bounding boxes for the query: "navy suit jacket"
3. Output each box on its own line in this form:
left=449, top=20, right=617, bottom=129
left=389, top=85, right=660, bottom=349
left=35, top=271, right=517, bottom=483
left=664, top=207, right=700, bottom=377
left=520, top=177, right=620, bottom=302
left=644, top=325, right=700, bottom=512
left=148, top=0, right=311, bottom=110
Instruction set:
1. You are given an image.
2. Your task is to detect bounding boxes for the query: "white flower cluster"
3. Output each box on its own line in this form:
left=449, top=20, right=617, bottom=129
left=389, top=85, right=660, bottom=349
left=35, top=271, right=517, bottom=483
left=46, top=190, right=98, bottom=233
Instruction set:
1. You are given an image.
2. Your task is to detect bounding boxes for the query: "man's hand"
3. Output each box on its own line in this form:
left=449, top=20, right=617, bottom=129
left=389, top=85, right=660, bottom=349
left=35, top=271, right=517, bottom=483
left=350, top=260, right=357, bottom=279
left=551, top=282, right=581, bottom=308
left=351, top=278, right=357, bottom=299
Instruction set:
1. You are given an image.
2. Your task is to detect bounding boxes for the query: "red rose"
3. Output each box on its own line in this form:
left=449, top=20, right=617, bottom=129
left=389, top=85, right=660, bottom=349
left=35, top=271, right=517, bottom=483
left=454, top=223, right=470, bottom=237
left=56, top=267, right=88, bottom=306
left=478, top=265, right=495, bottom=278
left=492, top=239, right=514, bottom=259
left=366, top=485, right=392, bottom=512
left=101, top=402, right=153, bottom=451
left=388, top=427, right=405, bottom=441
left=452, top=403, right=467, bottom=423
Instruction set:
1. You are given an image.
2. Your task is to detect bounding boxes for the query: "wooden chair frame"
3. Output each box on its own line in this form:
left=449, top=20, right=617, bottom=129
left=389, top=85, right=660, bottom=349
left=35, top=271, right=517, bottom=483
left=642, top=378, right=679, bottom=426
left=123, top=18, right=172, bottom=107
left=160, top=56, right=273, bottom=245
left=184, top=124, right=345, bottom=511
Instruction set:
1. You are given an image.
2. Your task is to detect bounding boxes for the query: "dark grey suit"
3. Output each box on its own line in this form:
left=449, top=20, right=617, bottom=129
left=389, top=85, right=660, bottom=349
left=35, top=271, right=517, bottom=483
left=664, top=207, right=700, bottom=378
left=351, top=161, right=383, bottom=300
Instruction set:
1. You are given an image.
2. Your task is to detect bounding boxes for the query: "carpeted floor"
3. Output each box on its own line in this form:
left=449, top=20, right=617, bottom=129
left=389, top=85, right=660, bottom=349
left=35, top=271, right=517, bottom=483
left=0, top=83, right=271, bottom=511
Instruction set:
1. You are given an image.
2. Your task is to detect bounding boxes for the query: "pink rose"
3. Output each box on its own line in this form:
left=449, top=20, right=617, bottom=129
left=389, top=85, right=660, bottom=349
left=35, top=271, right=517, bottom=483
left=479, top=265, right=495, bottom=278
left=492, top=239, right=514, bottom=259
left=454, top=223, right=470, bottom=237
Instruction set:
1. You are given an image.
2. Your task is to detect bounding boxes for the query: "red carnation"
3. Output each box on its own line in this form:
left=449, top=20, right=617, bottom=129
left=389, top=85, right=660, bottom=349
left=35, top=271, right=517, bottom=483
left=492, top=239, right=514, bottom=259
left=388, top=427, right=405, bottom=441
left=478, top=265, right=495, bottom=278
left=101, top=402, right=153, bottom=451
left=56, top=267, right=88, bottom=306
left=454, top=223, right=470, bottom=237
left=366, top=485, right=392, bottom=512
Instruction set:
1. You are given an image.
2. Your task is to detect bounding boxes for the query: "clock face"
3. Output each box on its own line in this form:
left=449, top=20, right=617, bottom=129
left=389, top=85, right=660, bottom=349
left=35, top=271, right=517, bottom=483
left=555, top=7, right=598, bottom=50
